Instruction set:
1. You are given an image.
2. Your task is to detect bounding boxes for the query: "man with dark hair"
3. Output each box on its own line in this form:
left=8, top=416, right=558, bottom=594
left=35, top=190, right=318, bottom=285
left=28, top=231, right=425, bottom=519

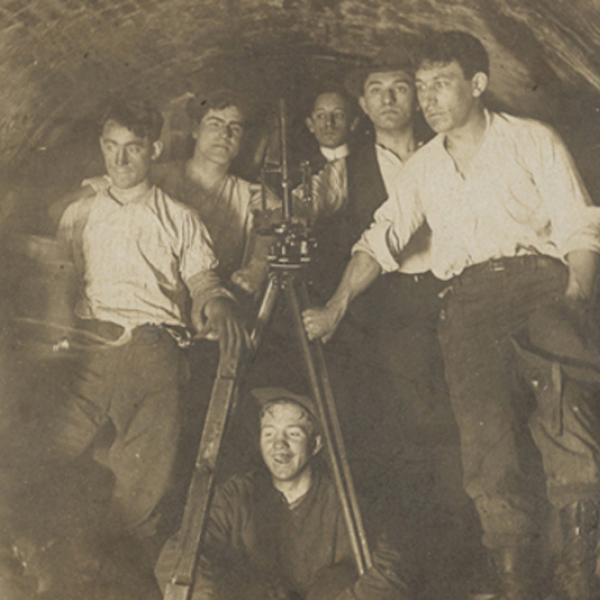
left=80, top=88, right=274, bottom=296
left=302, top=88, right=357, bottom=173
left=156, top=387, right=414, bottom=600
left=303, top=30, right=600, bottom=600
left=99, top=97, right=165, bottom=142
left=0, top=97, right=249, bottom=600
left=152, top=87, right=274, bottom=296
left=299, top=43, right=453, bottom=530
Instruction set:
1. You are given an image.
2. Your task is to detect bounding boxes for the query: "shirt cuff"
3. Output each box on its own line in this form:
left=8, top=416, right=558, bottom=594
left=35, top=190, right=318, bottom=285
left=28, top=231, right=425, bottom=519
left=352, top=224, right=400, bottom=274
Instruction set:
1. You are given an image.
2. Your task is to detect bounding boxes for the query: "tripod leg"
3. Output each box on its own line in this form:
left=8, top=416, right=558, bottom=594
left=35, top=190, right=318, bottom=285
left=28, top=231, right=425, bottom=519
left=251, top=272, right=281, bottom=349
left=296, top=280, right=373, bottom=571
left=164, top=350, right=241, bottom=600
left=284, top=279, right=372, bottom=575
left=164, top=276, right=283, bottom=600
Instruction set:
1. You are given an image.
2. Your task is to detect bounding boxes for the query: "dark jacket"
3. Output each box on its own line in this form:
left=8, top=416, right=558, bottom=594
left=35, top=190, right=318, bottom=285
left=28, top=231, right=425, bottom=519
left=156, top=468, right=412, bottom=600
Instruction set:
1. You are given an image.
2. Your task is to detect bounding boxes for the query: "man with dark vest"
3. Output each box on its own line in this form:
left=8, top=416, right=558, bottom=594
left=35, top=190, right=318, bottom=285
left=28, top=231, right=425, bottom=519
left=300, top=44, right=454, bottom=514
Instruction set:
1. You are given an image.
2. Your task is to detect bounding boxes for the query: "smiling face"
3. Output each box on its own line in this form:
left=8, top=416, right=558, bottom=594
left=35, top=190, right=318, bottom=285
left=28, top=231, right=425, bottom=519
left=306, top=92, right=352, bottom=149
left=192, top=105, right=245, bottom=166
left=259, top=401, right=321, bottom=484
left=100, top=119, right=161, bottom=190
left=415, top=60, right=487, bottom=134
left=359, top=69, right=416, bottom=133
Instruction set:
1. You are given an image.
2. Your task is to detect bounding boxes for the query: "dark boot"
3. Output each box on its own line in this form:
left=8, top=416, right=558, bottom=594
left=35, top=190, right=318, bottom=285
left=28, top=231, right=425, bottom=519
left=491, top=546, right=542, bottom=600
left=552, top=500, right=599, bottom=600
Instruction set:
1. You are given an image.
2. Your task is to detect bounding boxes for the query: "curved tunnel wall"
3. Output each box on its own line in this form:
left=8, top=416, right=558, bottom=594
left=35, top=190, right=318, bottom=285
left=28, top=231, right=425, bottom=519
left=1, top=0, right=600, bottom=214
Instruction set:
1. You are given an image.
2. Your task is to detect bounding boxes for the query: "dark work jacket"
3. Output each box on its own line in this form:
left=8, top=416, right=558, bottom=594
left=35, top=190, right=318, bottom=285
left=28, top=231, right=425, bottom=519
left=156, top=468, right=412, bottom=600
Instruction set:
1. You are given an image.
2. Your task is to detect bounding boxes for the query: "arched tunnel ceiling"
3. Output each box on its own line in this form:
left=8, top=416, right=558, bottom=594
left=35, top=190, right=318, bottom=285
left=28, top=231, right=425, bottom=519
left=1, top=0, right=600, bottom=176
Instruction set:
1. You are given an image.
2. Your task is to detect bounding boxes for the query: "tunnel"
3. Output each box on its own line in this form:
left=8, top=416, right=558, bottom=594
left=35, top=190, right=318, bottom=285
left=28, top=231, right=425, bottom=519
left=1, top=1, right=600, bottom=599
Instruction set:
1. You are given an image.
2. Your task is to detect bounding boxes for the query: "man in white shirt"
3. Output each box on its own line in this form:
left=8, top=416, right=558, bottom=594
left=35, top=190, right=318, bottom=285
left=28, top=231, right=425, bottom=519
left=303, top=31, right=600, bottom=600
left=1, top=98, right=249, bottom=600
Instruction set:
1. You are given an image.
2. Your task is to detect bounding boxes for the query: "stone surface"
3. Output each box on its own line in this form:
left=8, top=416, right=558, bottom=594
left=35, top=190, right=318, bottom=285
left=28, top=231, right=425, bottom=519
left=0, top=0, right=598, bottom=177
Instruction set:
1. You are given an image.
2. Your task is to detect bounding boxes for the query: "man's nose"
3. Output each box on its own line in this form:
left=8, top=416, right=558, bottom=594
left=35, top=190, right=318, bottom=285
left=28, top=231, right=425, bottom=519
left=115, top=147, right=128, bottom=166
left=382, top=88, right=397, bottom=105
left=220, top=125, right=234, bottom=140
left=419, top=86, right=436, bottom=109
left=324, top=114, right=336, bottom=128
left=273, top=436, right=288, bottom=449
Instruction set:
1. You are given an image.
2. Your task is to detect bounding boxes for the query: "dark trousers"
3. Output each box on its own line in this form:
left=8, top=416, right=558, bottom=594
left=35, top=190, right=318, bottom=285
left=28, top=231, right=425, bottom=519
left=8, top=322, right=188, bottom=543
left=375, top=272, right=451, bottom=446
left=437, top=255, right=600, bottom=550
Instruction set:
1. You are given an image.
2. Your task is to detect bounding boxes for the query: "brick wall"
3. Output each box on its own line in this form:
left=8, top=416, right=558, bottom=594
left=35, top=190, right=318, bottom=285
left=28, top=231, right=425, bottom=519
left=0, top=0, right=598, bottom=173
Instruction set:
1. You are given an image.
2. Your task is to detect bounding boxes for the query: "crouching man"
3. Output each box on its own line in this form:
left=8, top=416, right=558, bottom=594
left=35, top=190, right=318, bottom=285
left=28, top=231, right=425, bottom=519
left=156, top=387, right=414, bottom=600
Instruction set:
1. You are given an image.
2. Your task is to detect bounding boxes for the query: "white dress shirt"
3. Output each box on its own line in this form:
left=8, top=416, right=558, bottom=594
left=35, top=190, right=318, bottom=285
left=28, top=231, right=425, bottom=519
left=320, top=144, right=350, bottom=162
left=354, top=110, right=600, bottom=280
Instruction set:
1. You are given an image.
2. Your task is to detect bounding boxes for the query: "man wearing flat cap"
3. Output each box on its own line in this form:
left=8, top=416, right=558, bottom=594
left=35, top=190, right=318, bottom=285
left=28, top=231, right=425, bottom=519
left=155, top=387, right=414, bottom=600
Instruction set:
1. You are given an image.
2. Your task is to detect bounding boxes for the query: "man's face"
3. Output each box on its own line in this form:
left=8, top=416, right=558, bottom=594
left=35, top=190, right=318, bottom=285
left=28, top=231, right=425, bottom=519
left=100, top=120, right=159, bottom=190
left=359, top=70, right=416, bottom=132
left=260, top=402, right=321, bottom=484
left=193, top=105, right=244, bottom=166
left=415, top=60, right=481, bottom=134
left=306, top=92, right=352, bottom=149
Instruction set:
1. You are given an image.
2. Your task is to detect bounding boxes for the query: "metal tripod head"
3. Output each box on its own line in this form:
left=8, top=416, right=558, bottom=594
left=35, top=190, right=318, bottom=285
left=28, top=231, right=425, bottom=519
left=259, top=98, right=316, bottom=271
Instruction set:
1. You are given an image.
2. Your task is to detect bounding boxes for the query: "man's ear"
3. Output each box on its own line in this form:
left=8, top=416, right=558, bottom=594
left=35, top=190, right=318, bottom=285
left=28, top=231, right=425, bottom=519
left=312, top=434, right=323, bottom=457
left=471, top=72, right=488, bottom=98
left=305, top=116, right=316, bottom=134
left=350, top=116, right=359, bottom=133
left=358, top=96, right=368, bottom=116
left=151, top=140, right=164, bottom=161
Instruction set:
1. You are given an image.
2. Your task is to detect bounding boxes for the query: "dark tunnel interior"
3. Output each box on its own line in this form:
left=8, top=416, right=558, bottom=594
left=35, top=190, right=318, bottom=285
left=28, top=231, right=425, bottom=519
left=2, top=1, right=600, bottom=599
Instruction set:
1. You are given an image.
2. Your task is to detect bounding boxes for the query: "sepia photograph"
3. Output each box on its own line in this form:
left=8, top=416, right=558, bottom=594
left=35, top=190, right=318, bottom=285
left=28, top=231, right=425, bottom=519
left=2, top=1, right=600, bottom=599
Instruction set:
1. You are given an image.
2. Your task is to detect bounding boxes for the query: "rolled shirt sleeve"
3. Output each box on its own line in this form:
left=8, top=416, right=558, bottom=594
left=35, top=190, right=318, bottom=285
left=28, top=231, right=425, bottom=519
left=178, top=211, right=236, bottom=329
left=534, top=125, right=600, bottom=256
left=352, top=170, right=426, bottom=273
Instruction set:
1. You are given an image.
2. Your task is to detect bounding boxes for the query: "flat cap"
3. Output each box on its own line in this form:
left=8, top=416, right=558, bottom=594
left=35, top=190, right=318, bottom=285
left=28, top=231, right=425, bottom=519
left=252, top=387, right=320, bottom=424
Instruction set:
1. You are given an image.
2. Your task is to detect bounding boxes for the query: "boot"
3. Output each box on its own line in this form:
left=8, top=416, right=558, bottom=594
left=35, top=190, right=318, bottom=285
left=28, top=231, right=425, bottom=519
left=552, top=500, right=599, bottom=600
left=491, top=546, right=542, bottom=600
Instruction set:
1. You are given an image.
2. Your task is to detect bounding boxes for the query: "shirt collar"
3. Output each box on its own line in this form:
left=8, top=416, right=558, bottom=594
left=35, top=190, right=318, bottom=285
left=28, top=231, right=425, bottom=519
left=375, top=139, right=424, bottom=165
left=435, top=108, right=493, bottom=150
left=320, top=144, right=350, bottom=162
left=106, top=180, right=153, bottom=205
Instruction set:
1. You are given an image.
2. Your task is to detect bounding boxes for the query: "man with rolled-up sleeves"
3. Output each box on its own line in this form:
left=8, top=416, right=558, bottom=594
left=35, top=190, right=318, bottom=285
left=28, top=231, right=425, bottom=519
left=303, top=31, right=600, bottom=600
left=0, top=97, right=248, bottom=600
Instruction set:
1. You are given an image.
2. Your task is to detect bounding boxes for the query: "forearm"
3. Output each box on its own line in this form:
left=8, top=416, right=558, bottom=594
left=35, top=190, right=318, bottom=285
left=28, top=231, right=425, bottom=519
left=326, top=251, right=382, bottom=315
left=565, top=250, right=600, bottom=303
left=187, top=271, right=235, bottom=331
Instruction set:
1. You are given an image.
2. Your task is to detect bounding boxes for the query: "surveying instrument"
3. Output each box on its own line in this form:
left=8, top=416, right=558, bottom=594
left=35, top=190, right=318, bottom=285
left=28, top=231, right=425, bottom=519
left=164, top=99, right=372, bottom=600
